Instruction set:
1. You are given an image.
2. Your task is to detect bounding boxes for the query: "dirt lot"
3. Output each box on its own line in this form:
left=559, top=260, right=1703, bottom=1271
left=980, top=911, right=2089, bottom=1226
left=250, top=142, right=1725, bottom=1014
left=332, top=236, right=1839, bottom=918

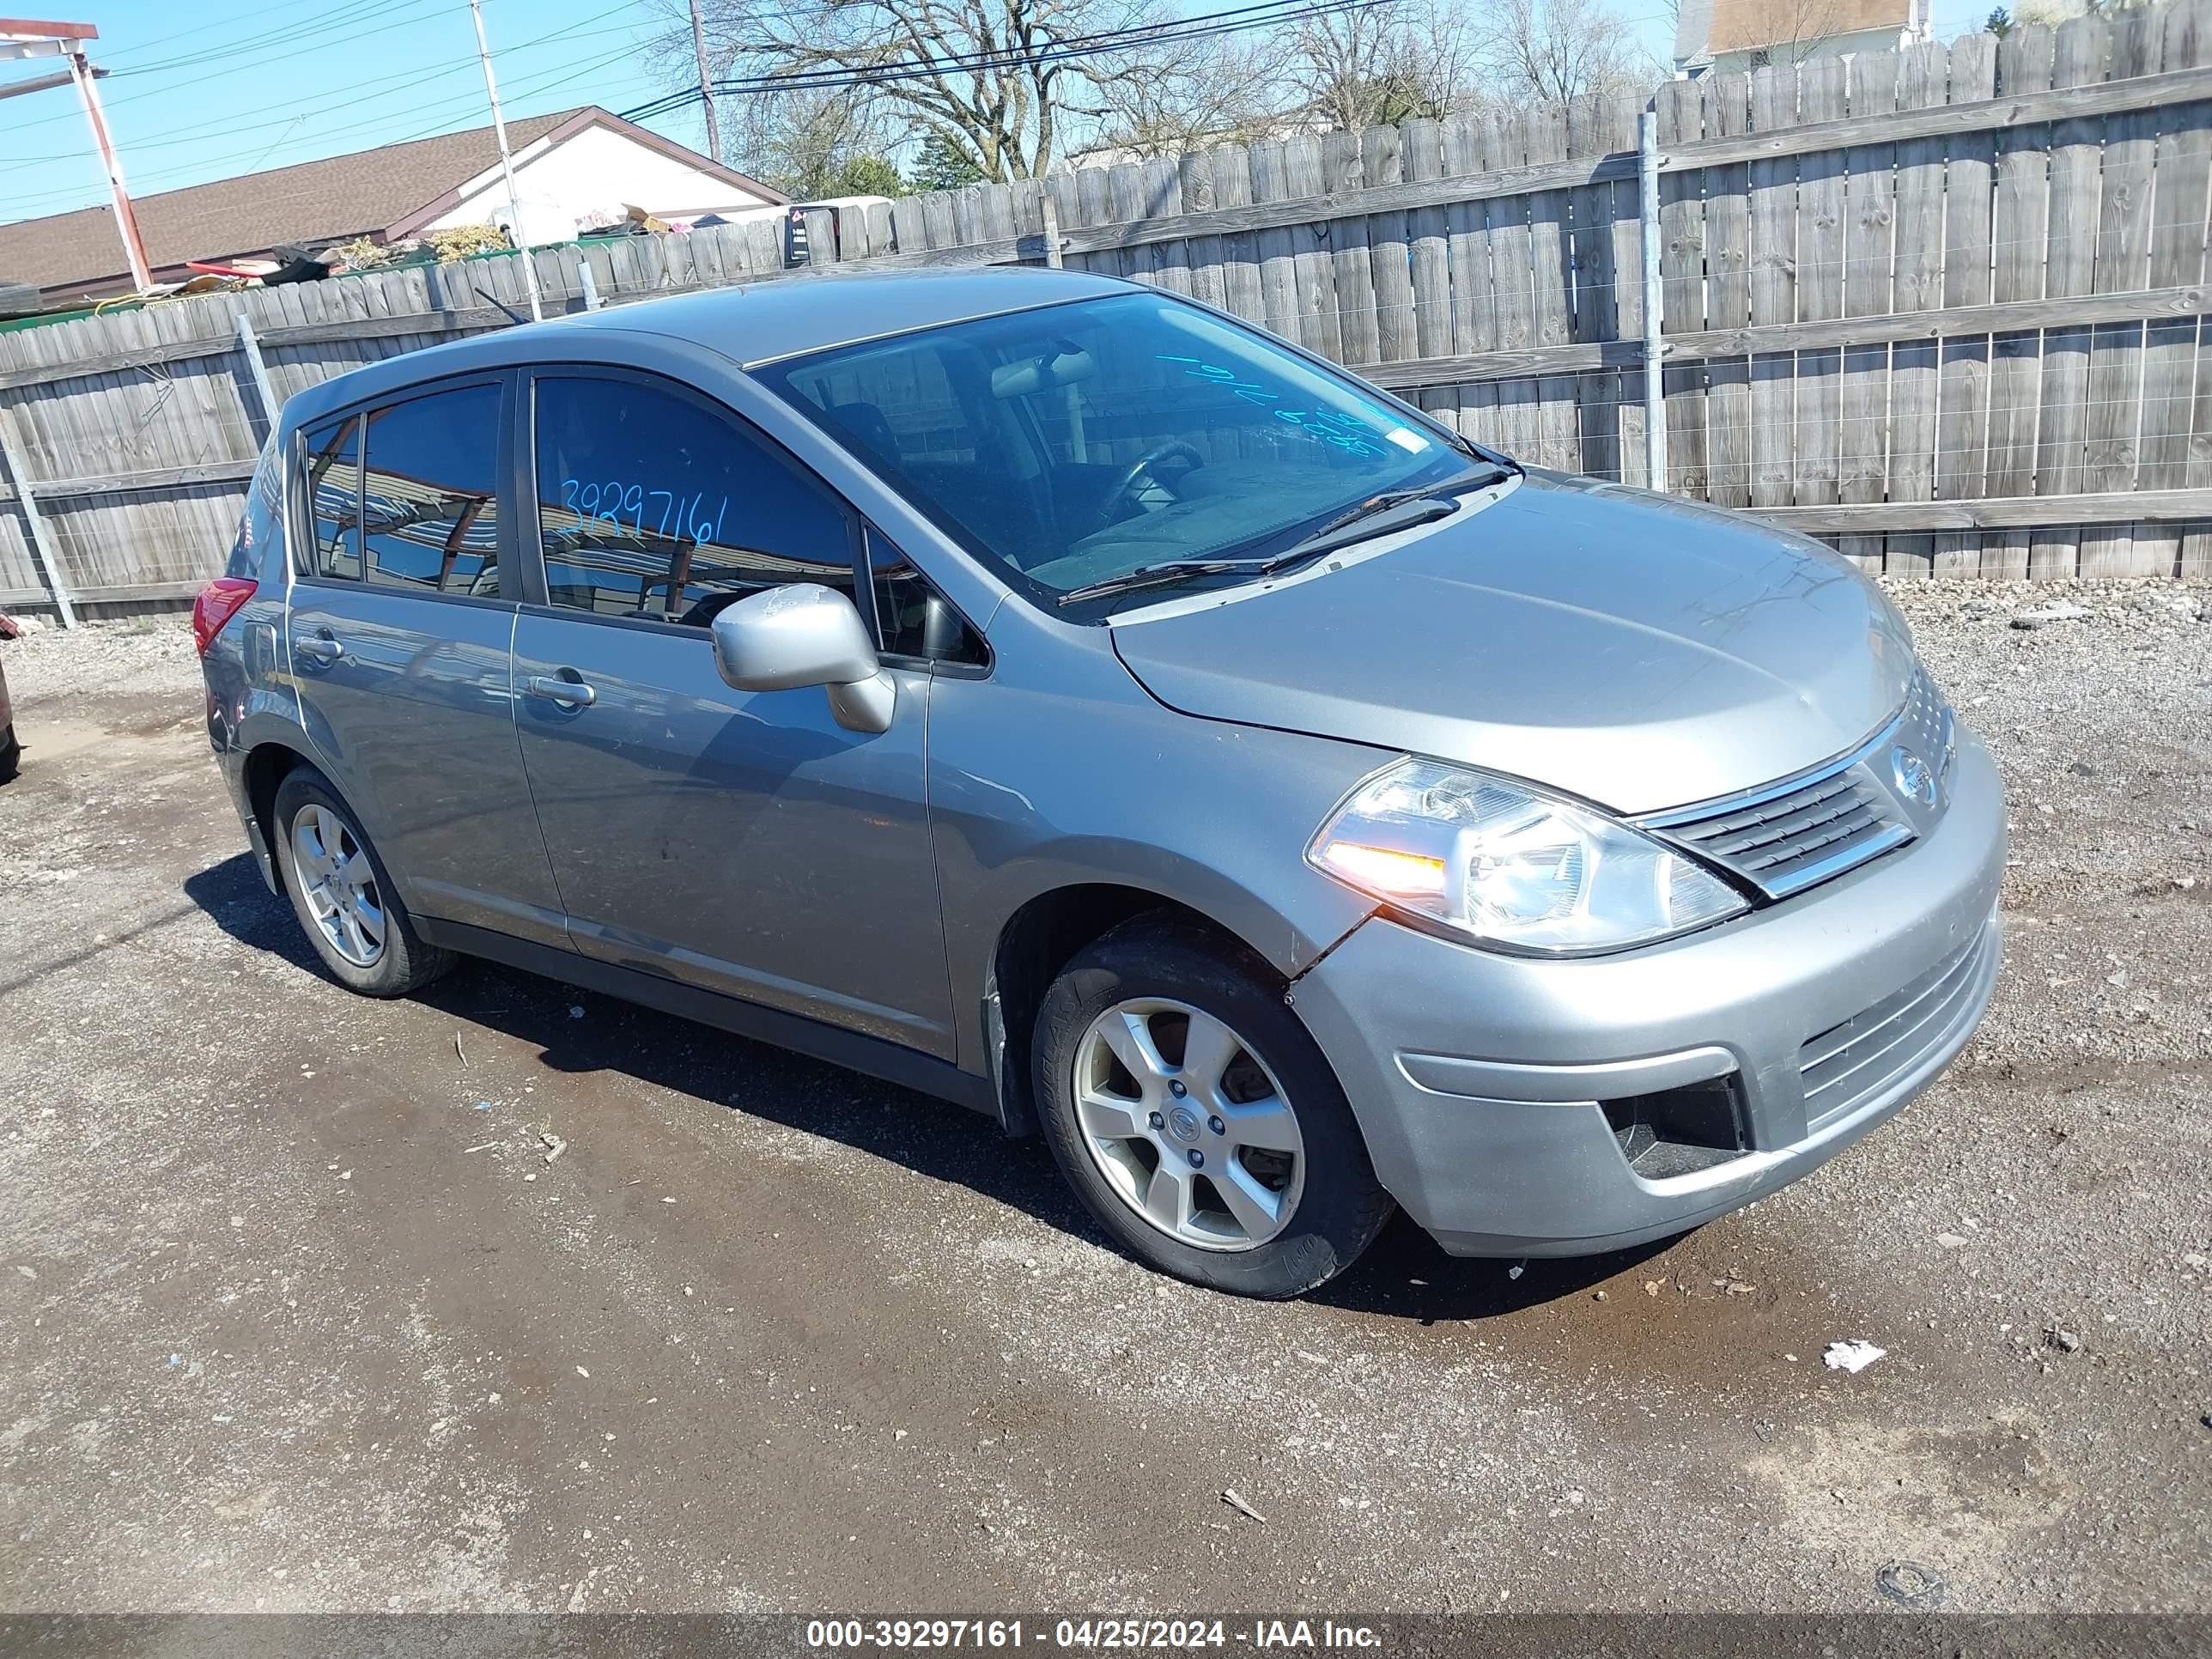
left=1, top=579, right=2208, bottom=1616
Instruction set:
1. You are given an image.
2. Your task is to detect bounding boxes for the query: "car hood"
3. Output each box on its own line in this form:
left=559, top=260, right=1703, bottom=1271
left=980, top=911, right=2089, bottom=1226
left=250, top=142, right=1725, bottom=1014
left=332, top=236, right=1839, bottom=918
left=1108, top=471, right=1916, bottom=816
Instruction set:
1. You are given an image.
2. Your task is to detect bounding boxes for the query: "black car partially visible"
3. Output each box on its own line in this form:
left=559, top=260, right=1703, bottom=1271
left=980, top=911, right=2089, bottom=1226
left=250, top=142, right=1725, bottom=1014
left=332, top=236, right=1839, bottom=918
left=0, top=612, right=19, bottom=782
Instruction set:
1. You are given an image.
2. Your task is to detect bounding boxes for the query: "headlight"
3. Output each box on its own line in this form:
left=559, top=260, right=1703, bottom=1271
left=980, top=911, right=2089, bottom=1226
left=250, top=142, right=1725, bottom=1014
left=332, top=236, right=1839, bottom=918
left=1307, top=758, right=1748, bottom=954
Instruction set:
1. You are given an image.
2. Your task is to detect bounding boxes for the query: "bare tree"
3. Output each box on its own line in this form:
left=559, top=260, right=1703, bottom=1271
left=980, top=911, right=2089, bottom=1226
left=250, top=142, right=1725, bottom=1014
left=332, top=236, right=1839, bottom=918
left=1068, top=0, right=1491, bottom=163
left=659, top=0, right=1657, bottom=185
left=1480, top=0, right=1655, bottom=105
left=686, top=0, right=1186, bottom=181
left=1293, top=0, right=1481, bottom=131
left=720, top=82, right=902, bottom=198
left=1085, top=27, right=1296, bottom=159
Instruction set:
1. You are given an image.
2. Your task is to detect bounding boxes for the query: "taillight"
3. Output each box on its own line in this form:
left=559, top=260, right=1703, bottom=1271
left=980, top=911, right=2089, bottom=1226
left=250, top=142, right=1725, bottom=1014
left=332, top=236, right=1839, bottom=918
left=192, top=577, right=256, bottom=655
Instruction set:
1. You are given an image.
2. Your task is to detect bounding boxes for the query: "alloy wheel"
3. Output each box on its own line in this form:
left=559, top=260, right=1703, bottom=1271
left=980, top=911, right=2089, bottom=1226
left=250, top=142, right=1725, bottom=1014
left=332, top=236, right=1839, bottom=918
left=290, top=804, right=386, bottom=969
left=1071, top=998, right=1306, bottom=1252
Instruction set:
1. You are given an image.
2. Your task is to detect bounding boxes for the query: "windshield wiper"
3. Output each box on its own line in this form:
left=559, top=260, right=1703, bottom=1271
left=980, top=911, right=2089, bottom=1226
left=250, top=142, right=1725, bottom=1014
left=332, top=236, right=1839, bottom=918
left=1231, top=463, right=1507, bottom=574
left=1296, top=464, right=1505, bottom=544
left=1256, top=491, right=1460, bottom=568
left=1055, top=463, right=1508, bottom=609
left=1057, top=558, right=1250, bottom=605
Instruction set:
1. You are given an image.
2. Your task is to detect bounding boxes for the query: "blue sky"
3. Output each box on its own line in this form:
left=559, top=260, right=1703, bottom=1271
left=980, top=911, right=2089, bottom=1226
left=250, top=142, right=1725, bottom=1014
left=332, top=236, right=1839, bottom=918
left=1, top=0, right=686, bottom=226
left=1, top=0, right=1998, bottom=228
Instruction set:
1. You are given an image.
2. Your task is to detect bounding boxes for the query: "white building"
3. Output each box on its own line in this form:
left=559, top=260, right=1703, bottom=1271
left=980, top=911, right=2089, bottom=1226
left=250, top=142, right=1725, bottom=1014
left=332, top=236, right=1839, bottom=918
left=392, top=109, right=785, bottom=249
left=1674, top=0, right=1932, bottom=78
left=0, top=106, right=785, bottom=306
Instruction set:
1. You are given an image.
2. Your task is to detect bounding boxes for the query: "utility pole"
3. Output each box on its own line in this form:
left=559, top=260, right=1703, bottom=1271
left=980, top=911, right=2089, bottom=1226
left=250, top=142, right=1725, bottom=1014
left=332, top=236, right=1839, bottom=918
left=466, top=0, right=544, bottom=323
left=689, top=0, right=721, bottom=165
left=1638, top=108, right=1668, bottom=495
left=2, top=19, right=150, bottom=290
left=67, top=46, right=148, bottom=289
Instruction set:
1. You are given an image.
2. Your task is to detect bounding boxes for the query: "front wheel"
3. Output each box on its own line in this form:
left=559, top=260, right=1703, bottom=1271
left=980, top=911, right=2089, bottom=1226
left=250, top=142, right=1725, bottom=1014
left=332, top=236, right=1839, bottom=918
left=273, top=765, right=453, bottom=997
left=1032, top=915, right=1393, bottom=1298
left=0, top=723, right=18, bottom=784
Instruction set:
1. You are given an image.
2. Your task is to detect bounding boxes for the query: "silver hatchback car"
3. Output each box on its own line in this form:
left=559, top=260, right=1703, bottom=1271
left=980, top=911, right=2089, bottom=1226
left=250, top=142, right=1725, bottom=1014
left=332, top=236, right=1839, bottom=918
left=197, top=269, right=2002, bottom=1298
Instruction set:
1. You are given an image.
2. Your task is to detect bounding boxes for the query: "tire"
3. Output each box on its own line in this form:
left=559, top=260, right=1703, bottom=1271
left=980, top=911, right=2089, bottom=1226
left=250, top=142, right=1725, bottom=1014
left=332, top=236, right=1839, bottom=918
left=1032, top=915, right=1394, bottom=1298
left=0, top=724, right=18, bottom=785
left=272, top=764, right=453, bottom=997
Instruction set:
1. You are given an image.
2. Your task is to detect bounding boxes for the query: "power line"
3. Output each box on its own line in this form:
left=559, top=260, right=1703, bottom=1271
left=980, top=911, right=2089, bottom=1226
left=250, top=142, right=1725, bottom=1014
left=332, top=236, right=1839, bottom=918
left=1, top=0, right=466, bottom=136
left=0, top=6, right=653, bottom=167
left=1, top=0, right=1382, bottom=224
left=0, top=40, right=634, bottom=221
left=659, top=0, right=1371, bottom=108
left=2, top=56, right=495, bottom=166
left=623, top=0, right=1392, bottom=121
left=97, top=0, right=385, bottom=64
left=112, top=0, right=404, bottom=76
left=237, top=113, right=308, bottom=175
left=21, top=0, right=1363, bottom=205
left=374, top=35, right=656, bottom=147
left=0, top=15, right=655, bottom=216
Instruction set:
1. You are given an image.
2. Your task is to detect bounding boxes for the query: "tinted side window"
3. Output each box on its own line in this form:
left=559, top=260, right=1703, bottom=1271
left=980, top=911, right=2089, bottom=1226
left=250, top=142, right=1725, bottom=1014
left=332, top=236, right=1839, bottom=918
left=532, top=376, right=854, bottom=624
left=303, top=416, right=362, bottom=580
left=360, top=384, right=503, bottom=597
left=866, top=528, right=985, bottom=665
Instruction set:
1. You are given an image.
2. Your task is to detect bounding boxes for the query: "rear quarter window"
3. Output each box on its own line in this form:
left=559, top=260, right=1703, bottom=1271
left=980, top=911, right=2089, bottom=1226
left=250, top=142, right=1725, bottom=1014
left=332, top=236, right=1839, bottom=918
left=226, top=434, right=286, bottom=582
left=301, top=416, right=364, bottom=580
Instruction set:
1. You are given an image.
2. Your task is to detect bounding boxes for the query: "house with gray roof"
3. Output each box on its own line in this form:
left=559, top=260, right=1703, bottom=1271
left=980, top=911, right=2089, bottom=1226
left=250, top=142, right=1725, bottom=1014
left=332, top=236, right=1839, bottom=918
left=0, top=106, right=783, bottom=306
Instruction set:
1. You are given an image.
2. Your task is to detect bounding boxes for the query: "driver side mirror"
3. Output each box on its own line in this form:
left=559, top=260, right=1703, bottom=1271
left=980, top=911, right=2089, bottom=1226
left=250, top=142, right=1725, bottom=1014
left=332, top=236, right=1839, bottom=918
left=709, top=583, right=895, bottom=734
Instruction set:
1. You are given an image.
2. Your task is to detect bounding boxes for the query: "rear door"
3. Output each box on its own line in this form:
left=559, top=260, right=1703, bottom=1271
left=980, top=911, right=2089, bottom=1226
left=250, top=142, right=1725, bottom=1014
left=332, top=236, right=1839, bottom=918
left=287, top=375, right=567, bottom=948
left=508, top=368, right=954, bottom=1055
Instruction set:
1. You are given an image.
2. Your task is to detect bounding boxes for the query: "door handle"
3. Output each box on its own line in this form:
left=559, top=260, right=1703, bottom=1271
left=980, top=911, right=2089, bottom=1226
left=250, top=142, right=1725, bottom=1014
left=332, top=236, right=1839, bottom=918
left=294, top=634, right=344, bottom=662
left=526, top=674, right=597, bottom=708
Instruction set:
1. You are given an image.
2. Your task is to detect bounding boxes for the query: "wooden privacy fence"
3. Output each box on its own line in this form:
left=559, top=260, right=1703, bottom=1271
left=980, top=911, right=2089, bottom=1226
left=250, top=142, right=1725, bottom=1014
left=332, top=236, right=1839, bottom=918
left=7, top=1, right=2212, bottom=618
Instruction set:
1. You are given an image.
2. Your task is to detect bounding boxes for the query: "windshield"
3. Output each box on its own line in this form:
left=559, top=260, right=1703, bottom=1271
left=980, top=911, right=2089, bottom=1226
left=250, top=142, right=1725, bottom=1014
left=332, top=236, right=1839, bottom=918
left=755, top=291, right=1492, bottom=617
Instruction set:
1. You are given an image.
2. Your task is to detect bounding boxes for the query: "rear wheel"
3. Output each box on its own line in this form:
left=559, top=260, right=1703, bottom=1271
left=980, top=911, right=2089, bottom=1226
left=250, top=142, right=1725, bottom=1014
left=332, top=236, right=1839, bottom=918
left=1033, top=915, right=1393, bottom=1298
left=273, top=765, right=452, bottom=997
left=0, top=723, right=18, bottom=784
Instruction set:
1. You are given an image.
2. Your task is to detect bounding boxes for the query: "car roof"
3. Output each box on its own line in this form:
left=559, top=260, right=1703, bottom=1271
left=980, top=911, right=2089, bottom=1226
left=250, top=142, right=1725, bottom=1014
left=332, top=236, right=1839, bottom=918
left=565, top=264, right=1130, bottom=367
left=283, top=266, right=1133, bottom=431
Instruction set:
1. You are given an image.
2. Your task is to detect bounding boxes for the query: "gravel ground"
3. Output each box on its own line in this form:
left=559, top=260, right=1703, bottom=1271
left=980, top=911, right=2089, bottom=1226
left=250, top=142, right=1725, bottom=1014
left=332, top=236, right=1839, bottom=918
left=0, top=580, right=2207, bottom=1617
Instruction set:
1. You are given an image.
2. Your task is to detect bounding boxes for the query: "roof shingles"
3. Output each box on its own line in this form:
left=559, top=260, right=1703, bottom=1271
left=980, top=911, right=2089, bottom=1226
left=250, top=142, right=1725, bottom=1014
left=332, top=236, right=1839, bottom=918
left=1677, top=0, right=1912, bottom=60
left=0, top=109, right=583, bottom=296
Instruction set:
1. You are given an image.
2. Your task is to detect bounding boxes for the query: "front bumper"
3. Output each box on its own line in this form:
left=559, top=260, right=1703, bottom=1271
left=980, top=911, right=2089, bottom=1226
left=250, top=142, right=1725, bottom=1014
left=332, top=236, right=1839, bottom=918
left=1290, top=732, right=2007, bottom=1256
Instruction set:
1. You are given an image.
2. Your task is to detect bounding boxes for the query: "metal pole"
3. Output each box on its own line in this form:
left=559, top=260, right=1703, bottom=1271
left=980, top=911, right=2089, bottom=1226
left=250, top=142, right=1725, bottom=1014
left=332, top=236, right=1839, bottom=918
left=0, top=423, right=76, bottom=629
left=467, top=0, right=544, bottom=323
left=0, top=68, right=76, bottom=101
left=689, top=0, right=721, bottom=167
left=234, top=313, right=279, bottom=438
left=68, top=51, right=150, bottom=291
left=1638, top=108, right=1668, bottom=495
left=578, top=260, right=601, bottom=311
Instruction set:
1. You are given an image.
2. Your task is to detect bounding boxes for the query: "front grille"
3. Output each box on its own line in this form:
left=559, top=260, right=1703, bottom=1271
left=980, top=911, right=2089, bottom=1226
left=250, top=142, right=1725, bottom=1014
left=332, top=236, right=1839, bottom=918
left=1638, top=665, right=1954, bottom=902
left=1655, top=767, right=1907, bottom=897
left=1799, top=933, right=1990, bottom=1131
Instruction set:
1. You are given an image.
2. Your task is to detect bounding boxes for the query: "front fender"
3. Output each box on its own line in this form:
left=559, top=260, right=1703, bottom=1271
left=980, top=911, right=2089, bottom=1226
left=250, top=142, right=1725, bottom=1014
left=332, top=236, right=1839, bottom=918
left=926, top=651, right=1384, bottom=1078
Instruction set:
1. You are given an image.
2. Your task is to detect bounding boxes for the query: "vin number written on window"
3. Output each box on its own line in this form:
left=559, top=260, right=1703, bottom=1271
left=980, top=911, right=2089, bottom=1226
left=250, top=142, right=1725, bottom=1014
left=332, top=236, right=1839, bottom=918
left=556, top=479, right=728, bottom=548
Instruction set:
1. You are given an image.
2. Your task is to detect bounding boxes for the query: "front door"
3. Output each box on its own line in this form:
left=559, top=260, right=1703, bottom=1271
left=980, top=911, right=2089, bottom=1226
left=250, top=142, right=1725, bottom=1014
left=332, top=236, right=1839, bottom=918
left=509, top=371, right=953, bottom=1056
left=288, top=379, right=567, bottom=947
